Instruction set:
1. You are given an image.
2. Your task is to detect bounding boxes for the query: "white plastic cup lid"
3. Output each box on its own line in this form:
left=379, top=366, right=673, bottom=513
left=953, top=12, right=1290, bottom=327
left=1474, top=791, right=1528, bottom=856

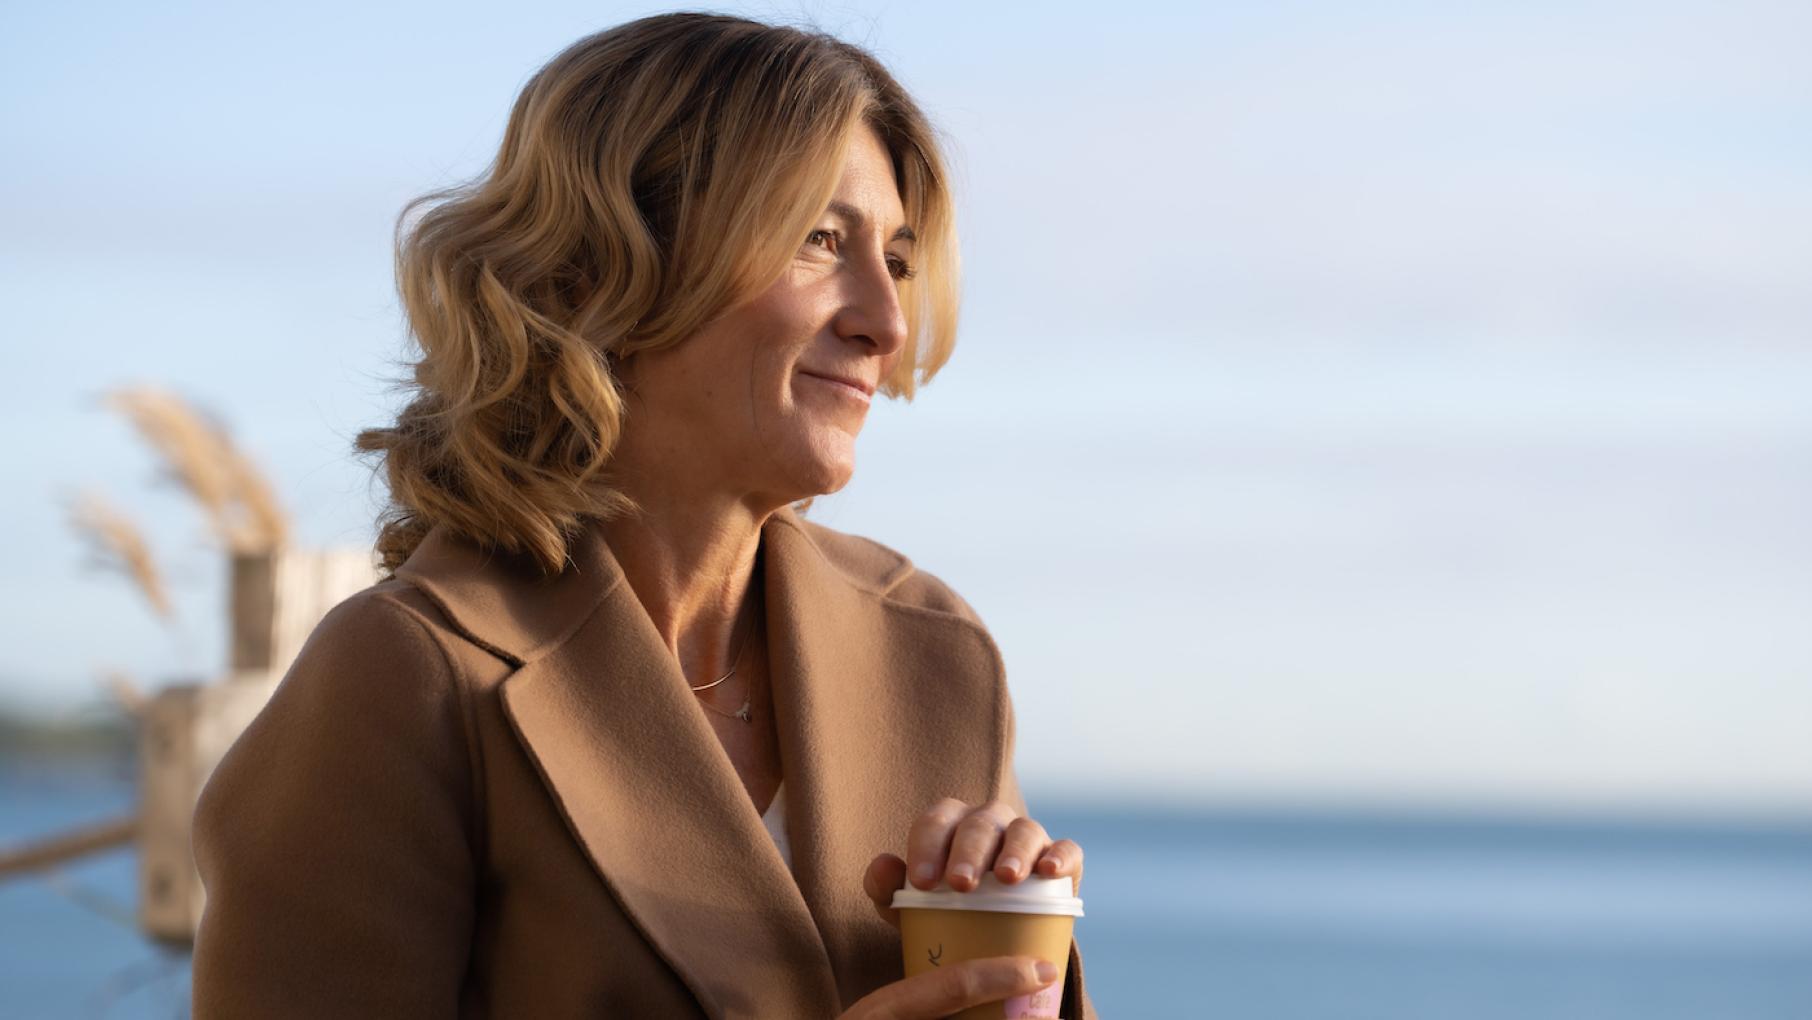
left=890, top=870, right=1084, bottom=916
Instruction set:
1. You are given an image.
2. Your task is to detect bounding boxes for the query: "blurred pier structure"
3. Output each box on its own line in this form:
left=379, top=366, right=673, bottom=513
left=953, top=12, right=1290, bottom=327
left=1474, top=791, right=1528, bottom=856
left=0, top=385, right=380, bottom=945
left=137, top=547, right=378, bottom=941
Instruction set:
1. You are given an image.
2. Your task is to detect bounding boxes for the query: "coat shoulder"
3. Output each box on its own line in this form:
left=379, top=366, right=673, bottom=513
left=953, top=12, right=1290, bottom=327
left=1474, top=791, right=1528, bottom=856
left=302, top=578, right=476, bottom=686
left=191, top=578, right=480, bottom=1017
left=785, top=514, right=989, bottom=630
left=277, top=580, right=458, bottom=697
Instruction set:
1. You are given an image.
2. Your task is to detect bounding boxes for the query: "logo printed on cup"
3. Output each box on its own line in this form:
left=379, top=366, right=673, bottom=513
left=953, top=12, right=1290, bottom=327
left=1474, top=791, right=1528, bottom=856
left=1004, top=984, right=1063, bottom=1018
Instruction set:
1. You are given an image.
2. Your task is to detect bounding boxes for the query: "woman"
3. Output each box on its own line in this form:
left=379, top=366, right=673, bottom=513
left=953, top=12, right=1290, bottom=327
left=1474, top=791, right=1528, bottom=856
left=191, top=12, right=1094, bottom=1019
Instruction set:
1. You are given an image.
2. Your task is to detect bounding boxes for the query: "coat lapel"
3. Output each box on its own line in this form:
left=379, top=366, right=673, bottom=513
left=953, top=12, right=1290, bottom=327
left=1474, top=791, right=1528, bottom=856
left=396, top=507, right=1008, bottom=1018
left=762, top=511, right=1009, bottom=1007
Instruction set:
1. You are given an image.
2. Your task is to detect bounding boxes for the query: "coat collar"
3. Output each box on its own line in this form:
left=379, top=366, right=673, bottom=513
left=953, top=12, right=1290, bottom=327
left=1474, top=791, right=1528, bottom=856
left=394, top=505, right=1009, bottom=1018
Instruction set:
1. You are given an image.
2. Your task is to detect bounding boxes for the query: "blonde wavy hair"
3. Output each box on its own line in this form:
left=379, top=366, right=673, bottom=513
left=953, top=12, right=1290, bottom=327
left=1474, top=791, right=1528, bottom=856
left=356, top=12, right=960, bottom=578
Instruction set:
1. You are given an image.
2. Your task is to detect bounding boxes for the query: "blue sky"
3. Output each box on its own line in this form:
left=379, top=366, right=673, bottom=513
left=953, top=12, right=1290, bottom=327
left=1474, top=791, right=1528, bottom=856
left=3, top=0, right=1808, bottom=814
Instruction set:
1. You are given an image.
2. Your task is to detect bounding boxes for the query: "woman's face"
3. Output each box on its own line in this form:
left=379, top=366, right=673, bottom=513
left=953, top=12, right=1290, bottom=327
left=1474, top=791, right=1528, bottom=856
left=617, top=125, right=913, bottom=507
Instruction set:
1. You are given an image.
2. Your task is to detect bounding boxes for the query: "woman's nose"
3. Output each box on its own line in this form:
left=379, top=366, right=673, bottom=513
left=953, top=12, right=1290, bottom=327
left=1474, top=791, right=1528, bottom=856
left=836, top=254, right=909, bottom=357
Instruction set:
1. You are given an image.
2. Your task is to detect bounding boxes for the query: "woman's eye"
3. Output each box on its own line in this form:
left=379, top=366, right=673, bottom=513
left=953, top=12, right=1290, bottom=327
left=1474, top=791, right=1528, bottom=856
left=802, top=229, right=914, bottom=281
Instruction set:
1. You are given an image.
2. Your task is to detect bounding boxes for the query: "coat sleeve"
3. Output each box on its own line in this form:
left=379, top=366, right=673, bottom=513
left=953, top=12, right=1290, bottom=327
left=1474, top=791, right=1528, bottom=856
left=998, top=684, right=1101, bottom=1020
left=190, top=590, right=478, bottom=1019
left=903, top=568, right=1102, bottom=1020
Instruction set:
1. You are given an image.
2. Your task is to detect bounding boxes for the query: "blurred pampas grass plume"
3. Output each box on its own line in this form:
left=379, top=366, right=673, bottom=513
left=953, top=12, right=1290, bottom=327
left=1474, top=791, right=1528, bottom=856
left=101, top=386, right=289, bottom=554
left=66, top=490, right=172, bottom=620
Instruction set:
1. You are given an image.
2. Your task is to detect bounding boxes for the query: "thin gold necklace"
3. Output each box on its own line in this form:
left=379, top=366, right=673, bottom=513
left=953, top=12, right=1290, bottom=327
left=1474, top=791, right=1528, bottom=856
left=688, top=597, right=759, bottom=724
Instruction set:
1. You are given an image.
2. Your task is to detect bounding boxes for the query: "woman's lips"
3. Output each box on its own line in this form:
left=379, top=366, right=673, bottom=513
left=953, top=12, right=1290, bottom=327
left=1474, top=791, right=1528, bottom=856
left=799, top=371, right=873, bottom=405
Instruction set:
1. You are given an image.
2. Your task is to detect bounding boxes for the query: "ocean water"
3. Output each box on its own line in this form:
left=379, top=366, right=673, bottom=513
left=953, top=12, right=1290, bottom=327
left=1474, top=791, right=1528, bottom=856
left=1036, top=802, right=1812, bottom=1020
left=3, top=759, right=1811, bottom=1019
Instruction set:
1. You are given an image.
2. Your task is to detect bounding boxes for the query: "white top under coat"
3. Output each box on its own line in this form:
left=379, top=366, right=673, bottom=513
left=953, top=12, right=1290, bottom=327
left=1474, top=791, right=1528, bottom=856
left=761, top=780, right=791, bottom=873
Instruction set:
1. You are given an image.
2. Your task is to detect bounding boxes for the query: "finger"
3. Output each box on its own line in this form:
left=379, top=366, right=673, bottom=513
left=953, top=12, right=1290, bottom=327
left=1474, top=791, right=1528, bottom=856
left=853, top=955, right=1059, bottom=1020
left=989, top=816, right=1051, bottom=884
left=905, top=798, right=971, bottom=889
left=943, top=801, right=1019, bottom=892
left=1033, top=838, right=1084, bottom=895
left=863, top=853, right=907, bottom=928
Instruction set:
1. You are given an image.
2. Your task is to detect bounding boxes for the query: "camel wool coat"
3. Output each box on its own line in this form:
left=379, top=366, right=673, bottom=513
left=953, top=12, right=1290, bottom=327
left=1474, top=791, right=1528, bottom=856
left=191, top=505, right=1096, bottom=1019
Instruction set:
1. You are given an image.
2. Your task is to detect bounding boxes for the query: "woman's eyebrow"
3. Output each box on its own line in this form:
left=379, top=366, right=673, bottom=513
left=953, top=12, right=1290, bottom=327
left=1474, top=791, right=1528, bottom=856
left=826, top=200, right=916, bottom=245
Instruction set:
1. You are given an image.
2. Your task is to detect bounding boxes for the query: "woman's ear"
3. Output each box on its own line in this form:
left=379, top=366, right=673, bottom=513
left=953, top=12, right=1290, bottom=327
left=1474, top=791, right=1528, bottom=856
left=607, top=348, right=640, bottom=391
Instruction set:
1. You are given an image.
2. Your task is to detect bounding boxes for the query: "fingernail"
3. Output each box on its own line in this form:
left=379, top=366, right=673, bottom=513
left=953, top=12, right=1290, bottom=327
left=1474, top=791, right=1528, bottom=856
left=998, top=856, right=1022, bottom=876
left=1035, top=960, right=1058, bottom=983
left=914, top=862, right=936, bottom=884
left=950, top=863, right=974, bottom=883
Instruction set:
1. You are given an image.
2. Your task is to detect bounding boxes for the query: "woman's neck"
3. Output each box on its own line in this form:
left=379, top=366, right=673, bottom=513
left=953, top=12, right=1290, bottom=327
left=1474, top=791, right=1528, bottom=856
left=594, top=478, right=780, bottom=685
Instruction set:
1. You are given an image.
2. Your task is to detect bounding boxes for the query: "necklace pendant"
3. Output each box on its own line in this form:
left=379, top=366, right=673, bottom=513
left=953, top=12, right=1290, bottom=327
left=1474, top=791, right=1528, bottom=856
left=734, top=700, right=751, bottom=723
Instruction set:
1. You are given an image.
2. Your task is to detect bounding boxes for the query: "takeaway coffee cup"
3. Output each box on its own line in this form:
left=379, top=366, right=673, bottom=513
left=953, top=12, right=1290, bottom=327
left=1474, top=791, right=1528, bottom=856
left=891, top=870, right=1084, bottom=1020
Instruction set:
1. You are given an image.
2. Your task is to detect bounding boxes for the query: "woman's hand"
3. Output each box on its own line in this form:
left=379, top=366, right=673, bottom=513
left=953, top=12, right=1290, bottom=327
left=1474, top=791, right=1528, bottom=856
left=836, top=955, right=1060, bottom=1019
left=862, top=798, right=1085, bottom=930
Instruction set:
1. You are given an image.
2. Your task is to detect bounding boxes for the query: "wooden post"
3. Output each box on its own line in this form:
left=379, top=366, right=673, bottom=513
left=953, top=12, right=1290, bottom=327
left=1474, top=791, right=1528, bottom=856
left=228, top=552, right=276, bottom=672
left=138, top=676, right=276, bottom=942
left=139, top=545, right=382, bottom=942
left=230, top=547, right=379, bottom=677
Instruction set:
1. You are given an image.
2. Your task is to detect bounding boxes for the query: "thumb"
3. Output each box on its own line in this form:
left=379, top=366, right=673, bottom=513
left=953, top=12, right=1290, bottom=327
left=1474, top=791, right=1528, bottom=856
left=863, top=853, right=908, bottom=929
left=844, top=956, right=1058, bottom=1020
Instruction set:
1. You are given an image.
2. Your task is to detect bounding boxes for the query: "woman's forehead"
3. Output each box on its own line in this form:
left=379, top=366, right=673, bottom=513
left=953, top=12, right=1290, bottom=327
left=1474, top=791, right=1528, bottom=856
left=825, top=130, right=909, bottom=238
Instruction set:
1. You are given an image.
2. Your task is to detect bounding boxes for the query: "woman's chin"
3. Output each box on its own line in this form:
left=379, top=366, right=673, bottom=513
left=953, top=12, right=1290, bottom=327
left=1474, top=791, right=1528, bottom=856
left=798, top=459, right=856, bottom=498
left=776, top=441, right=857, bottom=498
